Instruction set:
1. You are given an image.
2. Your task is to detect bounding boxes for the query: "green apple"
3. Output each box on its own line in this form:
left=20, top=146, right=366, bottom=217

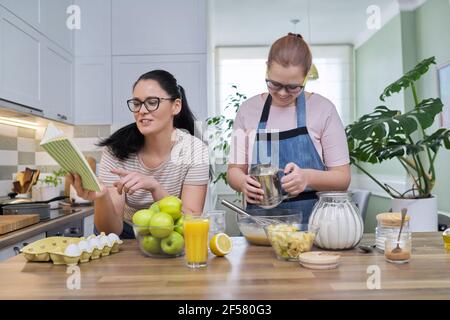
left=158, top=196, right=182, bottom=220
left=174, top=216, right=184, bottom=235
left=161, top=231, right=184, bottom=255
left=132, top=209, right=156, bottom=235
left=150, top=201, right=160, bottom=213
left=140, top=235, right=161, bottom=254
left=149, top=212, right=174, bottom=238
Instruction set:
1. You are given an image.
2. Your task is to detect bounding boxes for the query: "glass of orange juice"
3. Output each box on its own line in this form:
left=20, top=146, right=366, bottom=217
left=184, top=215, right=210, bottom=268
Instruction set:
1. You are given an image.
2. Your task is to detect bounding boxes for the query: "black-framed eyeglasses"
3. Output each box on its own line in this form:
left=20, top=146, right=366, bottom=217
left=126, top=96, right=175, bottom=113
left=265, top=79, right=304, bottom=94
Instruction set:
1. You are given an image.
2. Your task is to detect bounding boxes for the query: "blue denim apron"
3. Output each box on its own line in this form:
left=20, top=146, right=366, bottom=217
left=246, top=92, right=326, bottom=223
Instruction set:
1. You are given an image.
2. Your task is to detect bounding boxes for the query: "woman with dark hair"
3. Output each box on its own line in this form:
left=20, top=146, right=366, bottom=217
left=67, top=70, right=209, bottom=238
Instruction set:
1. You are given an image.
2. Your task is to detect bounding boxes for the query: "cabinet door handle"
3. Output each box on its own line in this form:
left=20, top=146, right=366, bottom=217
left=57, top=114, right=68, bottom=120
left=13, top=247, right=21, bottom=255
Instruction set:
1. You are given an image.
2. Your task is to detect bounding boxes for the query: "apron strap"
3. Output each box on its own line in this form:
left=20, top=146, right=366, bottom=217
left=259, top=94, right=272, bottom=125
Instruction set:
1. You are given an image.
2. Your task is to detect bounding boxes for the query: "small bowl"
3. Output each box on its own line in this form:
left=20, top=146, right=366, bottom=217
left=236, top=209, right=302, bottom=246
left=264, top=223, right=319, bottom=261
left=132, top=223, right=185, bottom=258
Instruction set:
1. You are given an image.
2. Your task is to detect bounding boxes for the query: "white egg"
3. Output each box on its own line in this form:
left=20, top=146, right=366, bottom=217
left=77, top=240, right=93, bottom=253
left=107, top=233, right=120, bottom=244
left=88, top=237, right=103, bottom=250
left=99, top=235, right=112, bottom=248
left=64, top=244, right=82, bottom=257
left=86, top=234, right=96, bottom=240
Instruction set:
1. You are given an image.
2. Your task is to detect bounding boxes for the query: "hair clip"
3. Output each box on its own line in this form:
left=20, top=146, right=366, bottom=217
left=288, top=32, right=303, bottom=39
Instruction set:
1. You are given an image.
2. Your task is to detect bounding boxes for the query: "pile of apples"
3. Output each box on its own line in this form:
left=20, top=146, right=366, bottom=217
left=132, top=196, right=185, bottom=256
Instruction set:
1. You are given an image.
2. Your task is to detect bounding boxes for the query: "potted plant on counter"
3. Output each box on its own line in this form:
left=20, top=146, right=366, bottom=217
left=346, top=56, right=450, bottom=231
left=33, top=168, right=66, bottom=208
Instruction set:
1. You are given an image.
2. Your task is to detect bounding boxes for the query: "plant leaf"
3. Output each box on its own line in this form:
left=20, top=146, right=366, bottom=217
left=380, top=57, right=436, bottom=101
left=421, top=128, right=450, bottom=152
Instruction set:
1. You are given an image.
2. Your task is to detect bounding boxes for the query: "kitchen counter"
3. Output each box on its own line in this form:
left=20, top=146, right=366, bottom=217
left=0, top=206, right=94, bottom=249
left=0, top=232, right=448, bottom=299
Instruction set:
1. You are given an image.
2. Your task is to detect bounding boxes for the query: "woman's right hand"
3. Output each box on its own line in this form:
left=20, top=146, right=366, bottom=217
left=66, top=173, right=108, bottom=201
left=240, top=175, right=264, bottom=204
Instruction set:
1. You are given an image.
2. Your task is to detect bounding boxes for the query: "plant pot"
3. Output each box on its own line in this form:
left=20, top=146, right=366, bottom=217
left=39, top=186, right=61, bottom=209
left=391, top=196, right=438, bottom=232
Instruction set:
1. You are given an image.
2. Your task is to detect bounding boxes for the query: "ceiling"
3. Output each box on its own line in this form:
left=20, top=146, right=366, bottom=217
left=210, top=0, right=397, bottom=47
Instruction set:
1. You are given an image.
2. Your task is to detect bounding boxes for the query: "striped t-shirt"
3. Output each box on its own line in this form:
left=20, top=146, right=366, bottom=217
left=99, top=128, right=210, bottom=222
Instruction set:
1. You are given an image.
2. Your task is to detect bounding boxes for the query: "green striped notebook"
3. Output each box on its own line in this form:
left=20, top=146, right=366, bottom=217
left=40, top=124, right=101, bottom=192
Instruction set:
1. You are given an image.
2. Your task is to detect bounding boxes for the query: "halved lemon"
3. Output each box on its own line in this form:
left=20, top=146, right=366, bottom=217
left=209, top=233, right=232, bottom=257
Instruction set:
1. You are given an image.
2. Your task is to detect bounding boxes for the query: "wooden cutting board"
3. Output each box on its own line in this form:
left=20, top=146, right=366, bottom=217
left=0, top=215, right=40, bottom=235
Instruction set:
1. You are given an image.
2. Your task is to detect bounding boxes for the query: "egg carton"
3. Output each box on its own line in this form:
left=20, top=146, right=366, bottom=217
left=20, top=232, right=123, bottom=266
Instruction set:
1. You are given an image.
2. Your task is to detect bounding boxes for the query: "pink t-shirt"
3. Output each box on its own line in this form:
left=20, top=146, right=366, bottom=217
left=228, top=92, right=350, bottom=168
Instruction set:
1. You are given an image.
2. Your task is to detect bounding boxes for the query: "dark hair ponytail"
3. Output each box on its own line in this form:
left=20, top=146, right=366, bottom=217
left=98, top=69, right=196, bottom=160
left=98, top=123, right=143, bottom=160
left=174, top=85, right=196, bottom=136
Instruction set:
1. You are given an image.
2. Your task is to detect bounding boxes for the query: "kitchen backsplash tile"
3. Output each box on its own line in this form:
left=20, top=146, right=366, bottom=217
left=17, top=137, right=36, bottom=152
left=0, top=166, right=18, bottom=180
left=17, top=127, right=35, bottom=139
left=0, top=150, right=18, bottom=166
left=72, top=137, right=103, bottom=152
left=74, top=125, right=110, bottom=138
left=35, top=151, right=57, bottom=166
left=0, top=136, right=17, bottom=150
left=35, top=165, right=63, bottom=173
left=0, top=124, right=18, bottom=137
left=35, top=139, right=44, bottom=152
left=82, top=151, right=103, bottom=163
left=18, top=152, right=35, bottom=165
left=0, top=123, right=111, bottom=196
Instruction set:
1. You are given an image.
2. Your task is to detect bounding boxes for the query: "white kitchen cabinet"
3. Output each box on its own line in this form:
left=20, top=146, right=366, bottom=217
left=41, top=40, right=74, bottom=123
left=73, top=0, right=112, bottom=125
left=112, top=54, right=207, bottom=125
left=83, top=213, right=94, bottom=237
left=0, top=5, right=75, bottom=123
left=0, top=0, right=40, bottom=28
left=0, top=232, right=45, bottom=261
left=111, top=0, right=206, bottom=55
left=74, top=0, right=111, bottom=57
left=40, top=0, right=74, bottom=54
left=0, top=6, right=41, bottom=109
left=75, top=56, right=112, bottom=124
left=0, top=0, right=74, bottom=54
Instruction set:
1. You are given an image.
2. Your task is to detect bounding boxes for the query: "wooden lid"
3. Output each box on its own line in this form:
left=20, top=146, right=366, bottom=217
left=376, top=212, right=410, bottom=227
left=298, top=251, right=341, bottom=265
left=299, top=262, right=339, bottom=270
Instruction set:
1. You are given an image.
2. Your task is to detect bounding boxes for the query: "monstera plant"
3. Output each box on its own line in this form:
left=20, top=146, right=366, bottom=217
left=346, top=56, right=450, bottom=200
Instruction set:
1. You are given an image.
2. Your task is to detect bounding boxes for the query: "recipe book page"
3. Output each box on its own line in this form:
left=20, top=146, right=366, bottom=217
left=40, top=123, right=101, bottom=192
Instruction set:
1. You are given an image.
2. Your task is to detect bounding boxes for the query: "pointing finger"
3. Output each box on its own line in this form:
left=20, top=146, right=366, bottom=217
left=111, top=167, right=131, bottom=177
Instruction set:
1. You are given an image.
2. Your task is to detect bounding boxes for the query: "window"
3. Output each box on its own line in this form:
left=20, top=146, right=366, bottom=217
left=215, top=45, right=354, bottom=125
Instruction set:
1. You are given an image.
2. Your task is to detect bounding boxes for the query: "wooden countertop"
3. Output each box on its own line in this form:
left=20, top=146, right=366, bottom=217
left=0, top=206, right=94, bottom=249
left=0, top=232, right=449, bottom=300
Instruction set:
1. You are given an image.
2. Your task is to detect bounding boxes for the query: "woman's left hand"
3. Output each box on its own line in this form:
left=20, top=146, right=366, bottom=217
left=280, top=162, right=309, bottom=197
left=111, top=168, right=158, bottom=195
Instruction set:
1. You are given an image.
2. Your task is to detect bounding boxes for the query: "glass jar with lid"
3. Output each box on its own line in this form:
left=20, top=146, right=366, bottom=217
left=375, top=212, right=411, bottom=252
